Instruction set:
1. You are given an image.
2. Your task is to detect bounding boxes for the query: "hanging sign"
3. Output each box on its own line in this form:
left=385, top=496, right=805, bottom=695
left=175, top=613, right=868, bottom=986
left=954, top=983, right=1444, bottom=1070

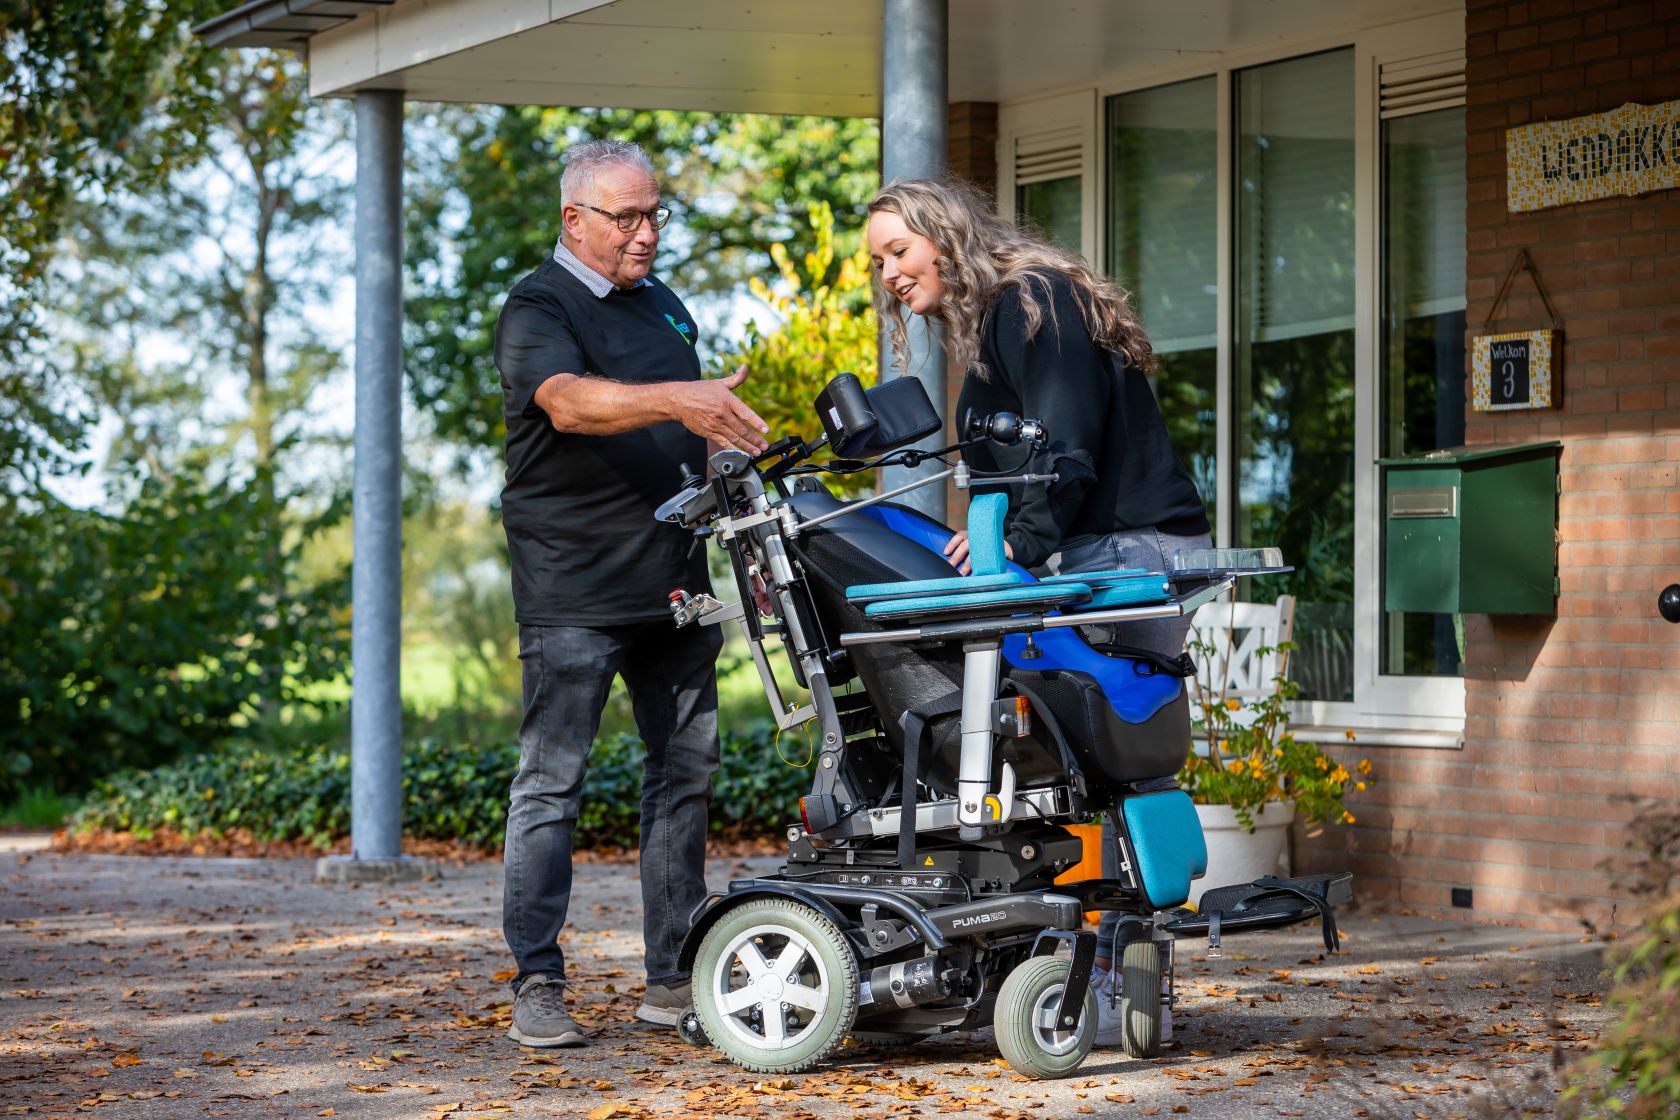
left=1506, top=99, right=1680, bottom=212
left=1471, top=250, right=1560, bottom=412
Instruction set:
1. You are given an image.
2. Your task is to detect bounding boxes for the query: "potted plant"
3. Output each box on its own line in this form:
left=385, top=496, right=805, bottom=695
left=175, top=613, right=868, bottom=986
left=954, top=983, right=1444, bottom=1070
left=1179, top=638, right=1371, bottom=903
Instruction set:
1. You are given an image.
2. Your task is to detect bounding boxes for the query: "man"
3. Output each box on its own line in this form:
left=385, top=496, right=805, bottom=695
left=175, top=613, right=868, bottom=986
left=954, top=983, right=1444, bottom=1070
left=492, top=139, right=769, bottom=1049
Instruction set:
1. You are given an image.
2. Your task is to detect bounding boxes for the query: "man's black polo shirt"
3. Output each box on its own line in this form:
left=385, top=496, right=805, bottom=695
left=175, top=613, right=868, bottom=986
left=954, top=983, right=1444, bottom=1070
left=494, top=256, right=709, bottom=626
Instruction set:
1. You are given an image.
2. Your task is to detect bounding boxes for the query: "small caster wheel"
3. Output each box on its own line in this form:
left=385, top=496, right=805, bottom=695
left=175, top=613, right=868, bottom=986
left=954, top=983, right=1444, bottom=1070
left=677, top=1004, right=709, bottom=1047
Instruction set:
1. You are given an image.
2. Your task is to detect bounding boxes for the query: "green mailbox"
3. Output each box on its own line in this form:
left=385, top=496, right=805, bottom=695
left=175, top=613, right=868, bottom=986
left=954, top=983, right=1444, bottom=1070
left=1378, top=441, right=1561, bottom=615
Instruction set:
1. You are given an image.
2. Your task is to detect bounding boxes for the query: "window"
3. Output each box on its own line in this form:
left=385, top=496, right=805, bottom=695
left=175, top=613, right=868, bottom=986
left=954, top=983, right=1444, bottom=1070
left=1107, top=76, right=1218, bottom=521
left=1381, top=108, right=1467, bottom=677
left=1234, top=49, right=1357, bottom=702
left=1017, top=176, right=1082, bottom=254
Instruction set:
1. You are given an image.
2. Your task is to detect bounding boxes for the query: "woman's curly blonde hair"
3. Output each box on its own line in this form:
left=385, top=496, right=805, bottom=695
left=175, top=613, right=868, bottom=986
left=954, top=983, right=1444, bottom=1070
left=868, top=176, right=1155, bottom=381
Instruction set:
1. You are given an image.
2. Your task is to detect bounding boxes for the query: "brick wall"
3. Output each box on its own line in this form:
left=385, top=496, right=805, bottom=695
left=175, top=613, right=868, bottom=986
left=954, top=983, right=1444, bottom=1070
left=1299, top=0, right=1680, bottom=930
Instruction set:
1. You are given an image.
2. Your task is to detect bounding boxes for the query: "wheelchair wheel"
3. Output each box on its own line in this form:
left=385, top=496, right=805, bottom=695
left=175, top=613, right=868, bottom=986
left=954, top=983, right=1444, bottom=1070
left=692, top=898, right=858, bottom=1073
left=993, top=955, right=1096, bottom=1079
left=1118, top=939, right=1164, bottom=1059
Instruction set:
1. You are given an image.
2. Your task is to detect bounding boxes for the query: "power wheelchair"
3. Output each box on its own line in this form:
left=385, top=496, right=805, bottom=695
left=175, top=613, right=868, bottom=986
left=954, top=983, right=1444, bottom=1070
left=656, top=373, right=1351, bottom=1078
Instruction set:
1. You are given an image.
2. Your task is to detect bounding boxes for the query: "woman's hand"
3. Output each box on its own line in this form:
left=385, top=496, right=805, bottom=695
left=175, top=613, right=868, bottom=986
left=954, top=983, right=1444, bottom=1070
left=942, top=530, right=1011, bottom=576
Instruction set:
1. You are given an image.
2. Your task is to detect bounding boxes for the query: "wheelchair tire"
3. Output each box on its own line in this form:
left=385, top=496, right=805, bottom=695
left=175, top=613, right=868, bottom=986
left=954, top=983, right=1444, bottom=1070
left=692, top=898, right=858, bottom=1073
left=1118, top=939, right=1164, bottom=1059
left=993, top=955, right=1096, bottom=1079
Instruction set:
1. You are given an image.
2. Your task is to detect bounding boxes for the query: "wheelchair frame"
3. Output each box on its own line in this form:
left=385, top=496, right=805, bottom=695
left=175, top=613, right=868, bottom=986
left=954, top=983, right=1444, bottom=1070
left=658, top=416, right=1351, bottom=1079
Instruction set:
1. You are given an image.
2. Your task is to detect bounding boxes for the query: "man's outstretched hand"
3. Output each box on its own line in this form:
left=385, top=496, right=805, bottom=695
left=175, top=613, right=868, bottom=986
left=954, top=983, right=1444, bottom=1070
left=670, top=364, right=769, bottom=454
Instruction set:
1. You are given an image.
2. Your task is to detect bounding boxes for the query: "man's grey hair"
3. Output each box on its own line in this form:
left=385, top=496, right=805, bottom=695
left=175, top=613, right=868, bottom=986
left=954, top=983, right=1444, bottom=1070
left=560, top=139, right=656, bottom=205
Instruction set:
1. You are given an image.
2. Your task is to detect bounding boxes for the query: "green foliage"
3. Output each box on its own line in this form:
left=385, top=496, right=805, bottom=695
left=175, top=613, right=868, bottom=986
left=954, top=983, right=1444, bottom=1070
left=1180, top=637, right=1371, bottom=831
left=0, top=784, right=79, bottom=830
left=1565, top=801, right=1680, bottom=1118
left=711, top=202, right=878, bottom=485
left=403, top=105, right=879, bottom=457
left=71, top=726, right=813, bottom=849
left=0, top=467, right=349, bottom=801
left=1, top=0, right=224, bottom=491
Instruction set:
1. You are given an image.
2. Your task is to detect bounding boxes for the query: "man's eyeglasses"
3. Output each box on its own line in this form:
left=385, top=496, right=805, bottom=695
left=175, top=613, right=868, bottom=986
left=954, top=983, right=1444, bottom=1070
left=576, top=202, right=672, bottom=233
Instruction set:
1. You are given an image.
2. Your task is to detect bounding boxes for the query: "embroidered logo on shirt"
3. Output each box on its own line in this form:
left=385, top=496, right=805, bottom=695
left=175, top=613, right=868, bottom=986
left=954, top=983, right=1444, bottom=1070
left=664, top=313, right=694, bottom=345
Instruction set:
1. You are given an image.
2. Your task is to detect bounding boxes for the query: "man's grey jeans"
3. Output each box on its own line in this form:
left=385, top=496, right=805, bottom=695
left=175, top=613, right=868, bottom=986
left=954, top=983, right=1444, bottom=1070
left=1057, top=525, right=1213, bottom=959
left=502, top=620, right=722, bottom=992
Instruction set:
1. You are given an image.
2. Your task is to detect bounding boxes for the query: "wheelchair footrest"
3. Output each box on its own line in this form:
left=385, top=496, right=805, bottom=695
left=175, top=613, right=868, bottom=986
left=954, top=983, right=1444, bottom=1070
left=1162, top=872, right=1352, bottom=954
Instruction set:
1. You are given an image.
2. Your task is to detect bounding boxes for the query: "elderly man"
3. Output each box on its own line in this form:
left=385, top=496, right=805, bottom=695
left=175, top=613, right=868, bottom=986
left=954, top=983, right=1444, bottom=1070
left=493, top=139, right=768, bottom=1048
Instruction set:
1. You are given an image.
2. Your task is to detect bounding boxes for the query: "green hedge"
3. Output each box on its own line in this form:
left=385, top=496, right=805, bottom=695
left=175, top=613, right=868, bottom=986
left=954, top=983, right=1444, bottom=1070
left=70, top=726, right=815, bottom=850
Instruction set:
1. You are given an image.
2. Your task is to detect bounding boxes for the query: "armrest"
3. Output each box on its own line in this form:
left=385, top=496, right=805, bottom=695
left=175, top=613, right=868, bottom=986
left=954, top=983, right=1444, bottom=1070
left=863, top=582, right=1093, bottom=621
left=1038, top=567, right=1151, bottom=585
left=846, top=571, right=1024, bottom=604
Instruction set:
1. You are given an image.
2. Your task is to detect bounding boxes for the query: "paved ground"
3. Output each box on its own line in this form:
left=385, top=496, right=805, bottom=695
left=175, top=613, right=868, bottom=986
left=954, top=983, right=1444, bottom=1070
left=0, top=835, right=1609, bottom=1119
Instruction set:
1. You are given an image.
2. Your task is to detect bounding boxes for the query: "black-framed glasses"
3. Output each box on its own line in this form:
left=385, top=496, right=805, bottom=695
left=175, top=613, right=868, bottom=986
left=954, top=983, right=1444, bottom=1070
left=577, top=202, right=672, bottom=233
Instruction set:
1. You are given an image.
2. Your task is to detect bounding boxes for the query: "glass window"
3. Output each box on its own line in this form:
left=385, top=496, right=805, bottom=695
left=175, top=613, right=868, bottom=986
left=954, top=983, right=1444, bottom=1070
left=1234, top=49, right=1356, bottom=702
left=1016, top=176, right=1082, bottom=255
left=1106, top=77, right=1218, bottom=521
left=1381, top=106, right=1467, bottom=676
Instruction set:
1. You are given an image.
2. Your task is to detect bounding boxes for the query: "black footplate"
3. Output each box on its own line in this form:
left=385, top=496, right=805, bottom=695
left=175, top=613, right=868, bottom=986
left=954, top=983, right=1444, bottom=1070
left=1162, top=872, right=1352, bottom=954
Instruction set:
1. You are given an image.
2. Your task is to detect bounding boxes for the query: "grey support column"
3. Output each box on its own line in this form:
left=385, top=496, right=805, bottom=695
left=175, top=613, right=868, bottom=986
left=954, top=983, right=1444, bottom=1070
left=880, top=0, right=949, bottom=522
left=319, top=89, right=433, bottom=883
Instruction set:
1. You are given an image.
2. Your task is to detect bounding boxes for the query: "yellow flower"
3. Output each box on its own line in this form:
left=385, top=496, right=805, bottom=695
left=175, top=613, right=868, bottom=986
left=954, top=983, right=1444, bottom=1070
left=1344, top=729, right=1357, bottom=741
left=1331, top=767, right=1350, bottom=783
left=1227, top=760, right=1245, bottom=773
left=1273, top=747, right=1284, bottom=759
left=1357, top=758, right=1373, bottom=775
left=1355, top=781, right=1367, bottom=792
left=1225, top=698, right=1242, bottom=712
left=1315, top=756, right=1330, bottom=771
left=1342, top=811, right=1356, bottom=824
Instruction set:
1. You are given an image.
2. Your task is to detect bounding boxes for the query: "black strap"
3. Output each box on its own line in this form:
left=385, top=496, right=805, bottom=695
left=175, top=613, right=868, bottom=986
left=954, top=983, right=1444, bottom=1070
left=1252, top=875, right=1342, bottom=954
left=1088, top=642, right=1198, bottom=679
left=1004, top=677, right=1086, bottom=799
left=896, top=692, right=963, bottom=869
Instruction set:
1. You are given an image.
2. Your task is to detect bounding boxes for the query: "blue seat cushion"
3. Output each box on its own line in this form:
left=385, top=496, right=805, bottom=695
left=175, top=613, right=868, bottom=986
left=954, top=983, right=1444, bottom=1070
left=1121, top=790, right=1207, bottom=910
left=845, top=571, right=1024, bottom=603
left=863, top=582, right=1093, bottom=619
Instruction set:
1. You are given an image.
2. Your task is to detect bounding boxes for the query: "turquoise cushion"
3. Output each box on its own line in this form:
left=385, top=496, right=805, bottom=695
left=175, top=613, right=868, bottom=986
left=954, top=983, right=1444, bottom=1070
left=1121, top=791, right=1208, bottom=910
left=1038, top=567, right=1151, bottom=585
left=863, top=581, right=1092, bottom=619
left=966, top=491, right=1009, bottom=577
left=845, top=571, right=1024, bottom=602
left=1075, top=578, right=1173, bottom=610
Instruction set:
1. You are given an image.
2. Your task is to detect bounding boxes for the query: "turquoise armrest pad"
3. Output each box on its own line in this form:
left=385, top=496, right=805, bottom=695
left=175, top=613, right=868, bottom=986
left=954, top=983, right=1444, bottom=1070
left=846, top=571, right=1024, bottom=602
left=864, top=582, right=1093, bottom=619
left=1038, top=567, right=1152, bottom=585
left=1122, top=790, right=1207, bottom=910
left=1074, top=579, right=1173, bottom=610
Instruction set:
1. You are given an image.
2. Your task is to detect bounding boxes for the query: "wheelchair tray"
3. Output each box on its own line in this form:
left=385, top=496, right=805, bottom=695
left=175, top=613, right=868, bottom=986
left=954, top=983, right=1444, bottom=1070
left=1162, top=872, right=1352, bottom=954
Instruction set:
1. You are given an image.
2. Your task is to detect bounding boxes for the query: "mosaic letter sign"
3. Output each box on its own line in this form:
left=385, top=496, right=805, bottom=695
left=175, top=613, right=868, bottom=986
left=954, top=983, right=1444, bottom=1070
left=1471, top=330, right=1556, bottom=411
left=1507, top=99, right=1680, bottom=212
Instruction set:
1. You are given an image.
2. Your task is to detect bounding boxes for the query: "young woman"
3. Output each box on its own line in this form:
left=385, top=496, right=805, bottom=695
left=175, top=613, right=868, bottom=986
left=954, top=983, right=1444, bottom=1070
left=865, top=176, right=1211, bottom=653
left=865, top=177, right=1213, bottom=1043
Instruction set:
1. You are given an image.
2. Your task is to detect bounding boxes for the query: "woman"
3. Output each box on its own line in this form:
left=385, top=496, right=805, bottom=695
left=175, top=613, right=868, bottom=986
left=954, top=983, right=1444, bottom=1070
left=865, top=176, right=1211, bottom=651
left=865, top=177, right=1212, bottom=1042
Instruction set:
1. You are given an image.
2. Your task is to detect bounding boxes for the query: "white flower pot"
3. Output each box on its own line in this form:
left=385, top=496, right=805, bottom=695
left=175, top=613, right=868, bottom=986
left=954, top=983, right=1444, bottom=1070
left=1190, top=800, right=1295, bottom=906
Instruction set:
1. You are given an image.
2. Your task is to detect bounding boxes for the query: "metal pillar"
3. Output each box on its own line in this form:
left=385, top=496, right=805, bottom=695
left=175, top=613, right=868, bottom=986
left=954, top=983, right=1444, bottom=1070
left=322, top=89, right=430, bottom=882
left=880, top=0, right=949, bottom=522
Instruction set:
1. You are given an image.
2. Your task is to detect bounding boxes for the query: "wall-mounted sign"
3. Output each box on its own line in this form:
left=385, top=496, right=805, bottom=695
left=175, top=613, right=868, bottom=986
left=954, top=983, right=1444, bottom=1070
left=1507, top=99, right=1680, bottom=212
left=1472, top=330, right=1556, bottom=411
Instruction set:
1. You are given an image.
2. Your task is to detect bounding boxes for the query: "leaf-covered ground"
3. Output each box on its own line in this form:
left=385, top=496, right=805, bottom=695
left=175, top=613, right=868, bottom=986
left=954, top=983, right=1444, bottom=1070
left=1, top=848, right=1607, bottom=1118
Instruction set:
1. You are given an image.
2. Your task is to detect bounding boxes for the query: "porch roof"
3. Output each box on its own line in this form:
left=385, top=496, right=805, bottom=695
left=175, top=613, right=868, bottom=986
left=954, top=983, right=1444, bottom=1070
left=198, top=0, right=1454, bottom=113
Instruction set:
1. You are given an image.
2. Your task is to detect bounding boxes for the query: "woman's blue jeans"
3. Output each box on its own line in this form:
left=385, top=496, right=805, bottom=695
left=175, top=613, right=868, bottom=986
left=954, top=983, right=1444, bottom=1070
left=1056, top=525, right=1212, bottom=959
left=502, top=620, right=722, bottom=992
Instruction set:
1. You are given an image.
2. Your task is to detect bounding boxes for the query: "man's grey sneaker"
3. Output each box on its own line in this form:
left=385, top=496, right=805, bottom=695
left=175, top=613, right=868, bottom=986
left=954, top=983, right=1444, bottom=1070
left=508, top=974, right=586, bottom=1048
left=1091, top=965, right=1127, bottom=1047
left=636, top=979, right=691, bottom=1026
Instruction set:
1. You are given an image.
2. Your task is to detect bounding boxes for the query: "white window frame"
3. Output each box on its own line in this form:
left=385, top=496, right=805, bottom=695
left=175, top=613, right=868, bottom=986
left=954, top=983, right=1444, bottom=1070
left=1004, top=8, right=1467, bottom=741
left=998, top=89, right=1100, bottom=264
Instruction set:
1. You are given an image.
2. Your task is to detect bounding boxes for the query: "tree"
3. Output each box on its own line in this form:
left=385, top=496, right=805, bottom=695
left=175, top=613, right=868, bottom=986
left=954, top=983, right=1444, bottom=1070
left=0, top=0, right=222, bottom=497
left=404, top=105, right=879, bottom=458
